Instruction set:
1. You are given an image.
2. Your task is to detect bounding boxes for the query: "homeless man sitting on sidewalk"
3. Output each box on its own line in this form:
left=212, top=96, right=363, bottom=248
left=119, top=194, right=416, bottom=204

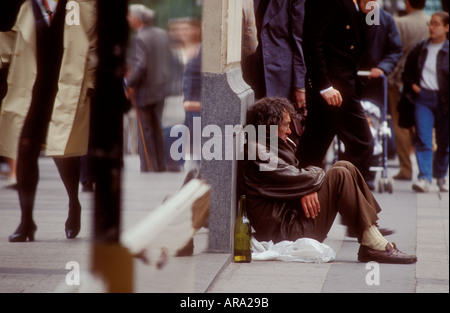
left=239, top=97, right=417, bottom=264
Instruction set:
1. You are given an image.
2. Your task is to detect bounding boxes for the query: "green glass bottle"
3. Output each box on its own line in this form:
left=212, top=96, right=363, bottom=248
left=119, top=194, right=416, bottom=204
left=234, top=195, right=252, bottom=263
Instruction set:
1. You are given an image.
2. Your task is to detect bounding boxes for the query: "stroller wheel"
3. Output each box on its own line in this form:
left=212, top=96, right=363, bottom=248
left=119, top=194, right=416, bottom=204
left=386, top=178, right=393, bottom=194
left=378, top=178, right=385, bottom=193
left=378, top=177, right=394, bottom=194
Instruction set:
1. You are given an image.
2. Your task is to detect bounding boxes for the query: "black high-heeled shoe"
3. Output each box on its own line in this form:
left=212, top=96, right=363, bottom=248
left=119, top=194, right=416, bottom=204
left=65, top=205, right=81, bottom=239
left=65, top=227, right=80, bottom=239
left=9, top=222, right=37, bottom=242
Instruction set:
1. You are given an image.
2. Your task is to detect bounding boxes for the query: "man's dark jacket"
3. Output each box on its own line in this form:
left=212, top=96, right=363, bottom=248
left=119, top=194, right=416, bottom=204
left=243, top=0, right=306, bottom=99
left=303, top=0, right=367, bottom=92
left=297, top=0, right=374, bottom=181
left=128, top=25, right=171, bottom=107
left=359, top=8, right=403, bottom=76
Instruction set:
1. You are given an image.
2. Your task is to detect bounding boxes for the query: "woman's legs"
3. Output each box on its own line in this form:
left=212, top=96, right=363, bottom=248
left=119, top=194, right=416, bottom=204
left=53, top=157, right=82, bottom=239
left=10, top=144, right=83, bottom=241
left=414, top=90, right=438, bottom=182
left=9, top=0, right=69, bottom=242
left=14, top=138, right=41, bottom=230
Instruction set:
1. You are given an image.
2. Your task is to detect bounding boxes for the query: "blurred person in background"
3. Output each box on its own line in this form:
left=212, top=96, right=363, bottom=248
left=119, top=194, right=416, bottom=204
left=182, top=46, right=202, bottom=168
left=357, top=0, right=403, bottom=188
left=177, top=18, right=202, bottom=166
left=358, top=0, right=403, bottom=79
left=387, top=0, right=430, bottom=181
left=402, top=11, right=449, bottom=192
left=127, top=4, right=171, bottom=172
left=168, top=17, right=201, bottom=68
left=162, top=18, right=201, bottom=171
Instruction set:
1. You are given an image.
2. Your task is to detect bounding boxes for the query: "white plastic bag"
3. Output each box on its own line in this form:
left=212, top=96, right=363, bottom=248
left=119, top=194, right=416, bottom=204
left=251, top=237, right=335, bottom=263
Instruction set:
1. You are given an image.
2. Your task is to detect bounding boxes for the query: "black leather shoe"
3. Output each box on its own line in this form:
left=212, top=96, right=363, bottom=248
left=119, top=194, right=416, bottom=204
left=357, top=243, right=417, bottom=264
left=65, top=219, right=80, bottom=239
left=65, top=228, right=80, bottom=239
left=9, top=223, right=37, bottom=242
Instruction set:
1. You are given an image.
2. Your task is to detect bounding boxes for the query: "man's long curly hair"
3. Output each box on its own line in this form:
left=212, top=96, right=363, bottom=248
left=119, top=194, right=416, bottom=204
left=245, top=97, right=296, bottom=129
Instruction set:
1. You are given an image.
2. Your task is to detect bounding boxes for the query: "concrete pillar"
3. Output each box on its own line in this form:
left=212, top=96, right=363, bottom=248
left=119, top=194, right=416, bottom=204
left=201, top=0, right=254, bottom=253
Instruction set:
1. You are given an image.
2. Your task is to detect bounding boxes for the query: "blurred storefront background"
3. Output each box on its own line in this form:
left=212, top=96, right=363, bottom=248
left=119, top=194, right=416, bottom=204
left=129, top=0, right=202, bottom=28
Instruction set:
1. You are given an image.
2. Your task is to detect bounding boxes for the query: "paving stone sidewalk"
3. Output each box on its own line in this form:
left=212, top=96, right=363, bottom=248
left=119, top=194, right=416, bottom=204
left=0, top=156, right=448, bottom=293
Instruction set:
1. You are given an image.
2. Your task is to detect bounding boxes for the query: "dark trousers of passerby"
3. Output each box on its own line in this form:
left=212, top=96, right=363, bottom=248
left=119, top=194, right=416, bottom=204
left=297, top=83, right=374, bottom=182
left=388, top=84, right=414, bottom=179
left=137, top=100, right=166, bottom=172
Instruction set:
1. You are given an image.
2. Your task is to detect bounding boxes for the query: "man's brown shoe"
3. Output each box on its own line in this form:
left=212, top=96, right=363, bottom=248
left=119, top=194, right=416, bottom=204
left=357, top=243, right=417, bottom=264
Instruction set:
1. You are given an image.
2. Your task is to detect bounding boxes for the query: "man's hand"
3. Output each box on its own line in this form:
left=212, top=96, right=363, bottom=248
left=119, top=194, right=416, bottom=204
left=369, top=68, right=384, bottom=79
left=294, top=89, right=306, bottom=109
left=125, top=87, right=134, bottom=100
left=301, top=192, right=321, bottom=219
left=322, top=88, right=342, bottom=107
left=412, top=83, right=421, bottom=94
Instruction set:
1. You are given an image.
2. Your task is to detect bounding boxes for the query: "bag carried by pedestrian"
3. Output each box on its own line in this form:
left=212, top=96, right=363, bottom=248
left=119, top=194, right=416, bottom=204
left=397, top=92, right=415, bottom=129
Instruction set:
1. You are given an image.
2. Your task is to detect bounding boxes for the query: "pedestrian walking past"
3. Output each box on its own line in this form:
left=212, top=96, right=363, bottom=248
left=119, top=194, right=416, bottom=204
left=388, top=0, right=430, bottom=181
left=402, top=11, right=449, bottom=192
left=0, top=0, right=97, bottom=241
left=298, top=0, right=374, bottom=183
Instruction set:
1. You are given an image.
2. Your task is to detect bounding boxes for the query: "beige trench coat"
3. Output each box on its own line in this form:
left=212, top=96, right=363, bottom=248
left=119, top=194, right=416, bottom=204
left=0, top=0, right=97, bottom=160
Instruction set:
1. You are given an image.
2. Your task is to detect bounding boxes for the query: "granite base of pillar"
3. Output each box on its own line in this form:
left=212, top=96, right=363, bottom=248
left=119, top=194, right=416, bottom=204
left=200, top=67, right=254, bottom=253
